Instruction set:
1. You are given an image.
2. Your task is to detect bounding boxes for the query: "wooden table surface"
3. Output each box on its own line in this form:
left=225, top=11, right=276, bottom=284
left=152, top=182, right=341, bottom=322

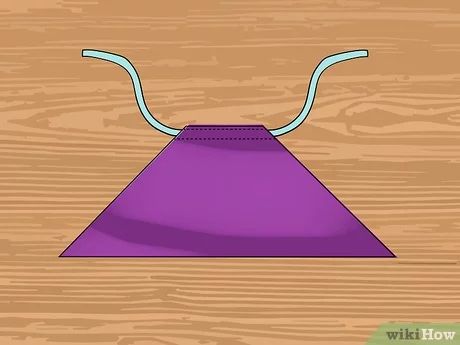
left=1, top=1, right=459, bottom=344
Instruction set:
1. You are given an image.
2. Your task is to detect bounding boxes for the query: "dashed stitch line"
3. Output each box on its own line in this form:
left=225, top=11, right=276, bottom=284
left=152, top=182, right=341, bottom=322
left=185, top=127, right=264, bottom=131
left=176, top=137, right=273, bottom=141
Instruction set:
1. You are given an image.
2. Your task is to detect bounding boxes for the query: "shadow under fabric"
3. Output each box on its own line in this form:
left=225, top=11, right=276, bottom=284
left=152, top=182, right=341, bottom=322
left=61, top=49, right=394, bottom=257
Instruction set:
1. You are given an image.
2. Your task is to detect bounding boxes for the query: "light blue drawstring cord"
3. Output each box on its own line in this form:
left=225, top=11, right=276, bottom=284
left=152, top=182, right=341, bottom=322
left=82, top=49, right=181, bottom=136
left=82, top=49, right=368, bottom=137
left=269, top=50, right=368, bottom=136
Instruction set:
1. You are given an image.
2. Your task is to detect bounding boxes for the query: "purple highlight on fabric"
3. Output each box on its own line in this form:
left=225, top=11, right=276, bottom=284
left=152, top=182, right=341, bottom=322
left=61, top=125, right=394, bottom=257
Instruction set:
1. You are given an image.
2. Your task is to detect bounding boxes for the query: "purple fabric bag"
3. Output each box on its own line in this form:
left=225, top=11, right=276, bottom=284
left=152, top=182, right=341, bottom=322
left=61, top=49, right=394, bottom=257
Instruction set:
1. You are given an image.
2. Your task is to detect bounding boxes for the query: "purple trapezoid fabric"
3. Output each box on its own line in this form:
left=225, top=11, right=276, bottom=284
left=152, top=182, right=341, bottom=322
left=61, top=125, right=394, bottom=257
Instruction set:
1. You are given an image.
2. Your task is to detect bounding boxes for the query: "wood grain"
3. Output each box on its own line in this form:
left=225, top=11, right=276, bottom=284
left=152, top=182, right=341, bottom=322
left=1, top=1, right=459, bottom=344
